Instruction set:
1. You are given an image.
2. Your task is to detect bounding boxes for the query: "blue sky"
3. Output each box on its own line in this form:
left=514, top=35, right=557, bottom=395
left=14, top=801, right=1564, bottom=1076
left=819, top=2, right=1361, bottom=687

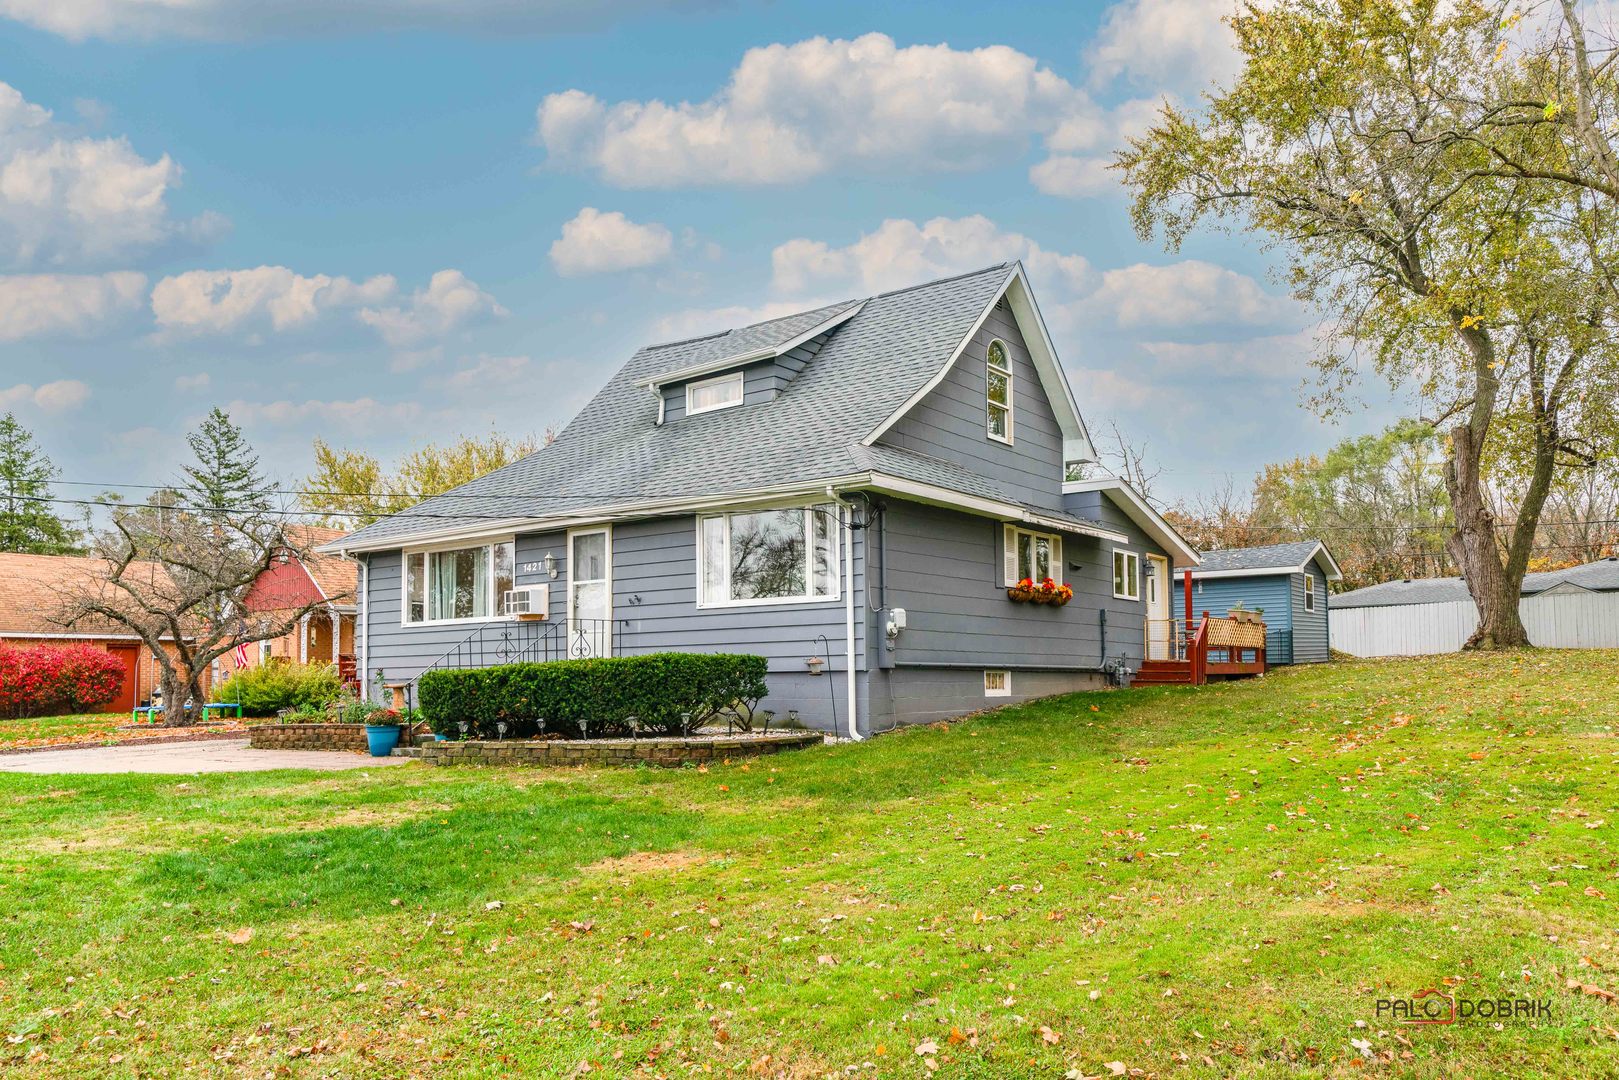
left=0, top=0, right=1406, bottom=507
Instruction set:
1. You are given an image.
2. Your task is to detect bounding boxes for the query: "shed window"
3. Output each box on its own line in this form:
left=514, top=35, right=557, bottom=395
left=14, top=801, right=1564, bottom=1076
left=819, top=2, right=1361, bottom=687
left=1304, top=571, right=1316, bottom=612
left=986, top=339, right=1012, bottom=443
left=1112, top=549, right=1140, bottom=601
left=687, top=372, right=744, bottom=415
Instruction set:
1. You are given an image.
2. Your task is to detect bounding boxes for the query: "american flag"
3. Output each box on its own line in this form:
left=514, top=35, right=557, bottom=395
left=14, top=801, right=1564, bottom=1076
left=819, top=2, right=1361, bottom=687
left=234, top=641, right=249, bottom=667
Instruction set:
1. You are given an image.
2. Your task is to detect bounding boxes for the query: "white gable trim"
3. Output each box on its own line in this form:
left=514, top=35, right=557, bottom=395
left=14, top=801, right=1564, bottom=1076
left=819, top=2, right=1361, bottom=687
left=635, top=302, right=865, bottom=391
left=1061, top=476, right=1200, bottom=566
left=860, top=264, right=1096, bottom=462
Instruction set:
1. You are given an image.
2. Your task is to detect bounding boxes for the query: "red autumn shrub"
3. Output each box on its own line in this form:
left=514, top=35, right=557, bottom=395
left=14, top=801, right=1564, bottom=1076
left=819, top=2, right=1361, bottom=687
left=0, top=643, right=126, bottom=718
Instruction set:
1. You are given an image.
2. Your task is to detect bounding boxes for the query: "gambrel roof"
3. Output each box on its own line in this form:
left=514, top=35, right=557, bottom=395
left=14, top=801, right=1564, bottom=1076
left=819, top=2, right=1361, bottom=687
left=333, top=264, right=1102, bottom=552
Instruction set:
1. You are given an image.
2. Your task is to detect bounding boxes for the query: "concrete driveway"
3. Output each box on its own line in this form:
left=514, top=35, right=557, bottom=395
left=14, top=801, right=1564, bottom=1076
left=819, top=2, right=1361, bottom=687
left=0, top=738, right=405, bottom=775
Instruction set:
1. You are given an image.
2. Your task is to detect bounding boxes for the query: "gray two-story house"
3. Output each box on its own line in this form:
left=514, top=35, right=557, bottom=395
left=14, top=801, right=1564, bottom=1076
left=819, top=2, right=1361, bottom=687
left=325, top=263, right=1197, bottom=737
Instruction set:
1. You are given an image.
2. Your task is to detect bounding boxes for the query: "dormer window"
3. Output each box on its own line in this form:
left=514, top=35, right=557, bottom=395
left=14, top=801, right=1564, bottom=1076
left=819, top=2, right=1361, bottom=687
left=687, top=371, right=744, bottom=415
left=986, top=339, right=1012, bottom=443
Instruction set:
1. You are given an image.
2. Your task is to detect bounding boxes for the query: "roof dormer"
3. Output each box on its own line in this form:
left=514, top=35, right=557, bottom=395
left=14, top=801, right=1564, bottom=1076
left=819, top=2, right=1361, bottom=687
left=638, top=300, right=863, bottom=423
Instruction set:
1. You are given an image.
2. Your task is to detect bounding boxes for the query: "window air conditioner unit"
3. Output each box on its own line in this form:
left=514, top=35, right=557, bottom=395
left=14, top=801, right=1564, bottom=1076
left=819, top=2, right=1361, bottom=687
left=503, top=584, right=550, bottom=619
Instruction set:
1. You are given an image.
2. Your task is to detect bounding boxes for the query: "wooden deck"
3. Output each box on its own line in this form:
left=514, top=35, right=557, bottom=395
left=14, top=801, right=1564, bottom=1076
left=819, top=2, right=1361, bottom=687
left=1135, top=614, right=1266, bottom=686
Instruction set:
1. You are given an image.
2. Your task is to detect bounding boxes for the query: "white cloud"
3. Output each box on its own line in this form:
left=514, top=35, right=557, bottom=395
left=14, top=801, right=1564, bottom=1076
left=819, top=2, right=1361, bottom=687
left=433, top=354, right=531, bottom=393
left=173, top=371, right=211, bottom=392
left=1088, top=0, right=1245, bottom=95
left=0, top=81, right=218, bottom=268
left=549, top=207, right=673, bottom=276
left=150, top=265, right=396, bottom=337
left=0, top=0, right=700, bottom=41
left=1079, top=260, right=1296, bottom=330
left=0, top=378, right=90, bottom=412
left=1031, top=96, right=1165, bottom=199
left=770, top=215, right=1094, bottom=298
left=0, top=271, right=144, bottom=340
left=1140, top=326, right=1322, bottom=379
left=536, top=33, right=1089, bottom=187
left=358, top=269, right=505, bottom=348
left=225, top=396, right=421, bottom=428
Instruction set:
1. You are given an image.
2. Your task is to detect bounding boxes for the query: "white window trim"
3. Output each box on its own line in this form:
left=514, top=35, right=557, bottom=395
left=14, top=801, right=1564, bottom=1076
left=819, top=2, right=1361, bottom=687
left=984, top=670, right=1011, bottom=697
left=1112, top=548, right=1141, bottom=602
left=695, top=501, right=841, bottom=609
left=1002, top=524, right=1063, bottom=587
left=986, top=337, right=1013, bottom=445
left=401, top=535, right=517, bottom=626
left=1303, top=571, right=1316, bottom=612
left=686, top=371, right=745, bottom=416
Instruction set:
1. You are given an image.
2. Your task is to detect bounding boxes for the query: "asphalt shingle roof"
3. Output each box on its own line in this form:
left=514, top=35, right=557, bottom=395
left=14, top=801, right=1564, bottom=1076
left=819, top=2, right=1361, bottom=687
left=339, top=264, right=1101, bottom=548
left=1331, top=557, right=1619, bottom=609
left=1188, top=540, right=1328, bottom=574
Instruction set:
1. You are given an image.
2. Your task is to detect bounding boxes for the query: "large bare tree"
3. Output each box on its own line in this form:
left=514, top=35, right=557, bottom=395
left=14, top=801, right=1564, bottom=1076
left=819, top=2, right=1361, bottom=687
left=52, top=411, right=331, bottom=726
left=1118, top=0, right=1619, bottom=647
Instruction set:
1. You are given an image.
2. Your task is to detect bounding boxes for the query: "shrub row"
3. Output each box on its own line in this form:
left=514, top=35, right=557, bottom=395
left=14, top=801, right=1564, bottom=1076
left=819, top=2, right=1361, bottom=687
left=217, top=661, right=345, bottom=717
left=0, top=643, right=125, bottom=718
left=418, top=652, right=768, bottom=739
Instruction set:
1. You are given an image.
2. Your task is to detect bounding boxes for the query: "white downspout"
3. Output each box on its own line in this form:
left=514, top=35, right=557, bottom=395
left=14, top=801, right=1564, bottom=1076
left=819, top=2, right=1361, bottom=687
left=832, top=492, right=861, bottom=742
left=359, top=555, right=370, bottom=703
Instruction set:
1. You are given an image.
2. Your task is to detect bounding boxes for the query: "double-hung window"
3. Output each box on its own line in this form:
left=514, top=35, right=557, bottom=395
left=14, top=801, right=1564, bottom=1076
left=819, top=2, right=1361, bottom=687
left=403, top=540, right=516, bottom=624
left=1304, top=571, right=1316, bottom=612
left=1002, top=525, right=1062, bottom=586
left=986, top=339, right=1013, bottom=443
left=699, top=504, right=839, bottom=606
left=1112, top=549, right=1141, bottom=601
left=687, top=372, right=744, bottom=415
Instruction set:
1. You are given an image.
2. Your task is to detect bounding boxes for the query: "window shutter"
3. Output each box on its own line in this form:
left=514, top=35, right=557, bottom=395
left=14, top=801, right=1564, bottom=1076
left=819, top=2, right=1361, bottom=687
left=1053, top=535, right=1063, bottom=585
left=1002, top=525, right=1018, bottom=586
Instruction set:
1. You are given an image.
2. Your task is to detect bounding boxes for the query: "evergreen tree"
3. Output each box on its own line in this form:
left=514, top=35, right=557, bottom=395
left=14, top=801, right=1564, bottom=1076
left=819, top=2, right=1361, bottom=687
left=180, top=408, right=272, bottom=514
left=0, top=413, right=79, bottom=554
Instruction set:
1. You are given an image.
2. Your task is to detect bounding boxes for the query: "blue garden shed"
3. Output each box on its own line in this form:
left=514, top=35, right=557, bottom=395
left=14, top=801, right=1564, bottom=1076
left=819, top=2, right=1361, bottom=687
left=1172, top=540, right=1343, bottom=664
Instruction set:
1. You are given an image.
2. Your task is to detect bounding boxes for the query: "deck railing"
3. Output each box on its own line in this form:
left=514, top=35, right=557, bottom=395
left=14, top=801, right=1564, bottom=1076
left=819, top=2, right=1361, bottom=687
left=412, top=617, right=625, bottom=687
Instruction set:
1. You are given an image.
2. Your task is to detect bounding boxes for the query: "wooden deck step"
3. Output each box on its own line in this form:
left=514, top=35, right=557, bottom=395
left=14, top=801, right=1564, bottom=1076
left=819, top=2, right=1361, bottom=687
left=1134, top=659, right=1193, bottom=686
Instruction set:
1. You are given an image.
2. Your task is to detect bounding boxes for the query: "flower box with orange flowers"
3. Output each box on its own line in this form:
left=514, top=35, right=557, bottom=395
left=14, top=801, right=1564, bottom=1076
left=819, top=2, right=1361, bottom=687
left=1006, top=577, right=1074, bottom=607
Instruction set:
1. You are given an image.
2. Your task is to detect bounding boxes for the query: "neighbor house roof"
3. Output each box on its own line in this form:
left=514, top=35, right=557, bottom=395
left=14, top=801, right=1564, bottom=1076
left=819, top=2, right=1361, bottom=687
left=330, top=264, right=1114, bottom=553
left=1332, top=556, right=1619, bottom=609
left=1178, top=540, right=1343, bottom=582
left=284, top=525, right=358, bottom=606
left=0, top=552, right=175, bottom=639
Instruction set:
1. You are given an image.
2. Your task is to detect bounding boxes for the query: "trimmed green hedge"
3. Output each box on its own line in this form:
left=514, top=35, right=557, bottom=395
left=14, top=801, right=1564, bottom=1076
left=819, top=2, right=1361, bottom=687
left=417, top=652, right=768, bottom=739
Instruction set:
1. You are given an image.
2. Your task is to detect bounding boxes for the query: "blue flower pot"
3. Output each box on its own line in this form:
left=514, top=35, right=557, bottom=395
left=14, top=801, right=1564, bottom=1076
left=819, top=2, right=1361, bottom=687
left=365, top=724, right=402, bottom=757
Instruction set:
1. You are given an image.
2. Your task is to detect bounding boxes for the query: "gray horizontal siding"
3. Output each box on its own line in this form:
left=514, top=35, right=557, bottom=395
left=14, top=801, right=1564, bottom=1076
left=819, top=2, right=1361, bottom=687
left=879, top=299, right=1063, bottom=509
left=363, top=511, right=865, bottom=690
left=881, top=494, right=1168, bottom=671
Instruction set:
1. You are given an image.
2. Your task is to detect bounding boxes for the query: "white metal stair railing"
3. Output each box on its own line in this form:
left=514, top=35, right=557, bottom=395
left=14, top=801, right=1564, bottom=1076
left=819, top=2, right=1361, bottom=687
left=1142, top=618, right=1191, bottom=662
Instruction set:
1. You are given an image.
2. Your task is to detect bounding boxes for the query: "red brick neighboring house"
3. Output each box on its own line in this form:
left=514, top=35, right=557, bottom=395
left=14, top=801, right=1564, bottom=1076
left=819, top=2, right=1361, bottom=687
left=226, top=525, right=360, bottom=689
left=0, top=552, right=205, bottom=713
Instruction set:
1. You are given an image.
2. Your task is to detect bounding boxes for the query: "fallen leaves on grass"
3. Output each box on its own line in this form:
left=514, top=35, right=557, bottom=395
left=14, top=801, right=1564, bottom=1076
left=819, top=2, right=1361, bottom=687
left=225, top=927, right=253, bottom=945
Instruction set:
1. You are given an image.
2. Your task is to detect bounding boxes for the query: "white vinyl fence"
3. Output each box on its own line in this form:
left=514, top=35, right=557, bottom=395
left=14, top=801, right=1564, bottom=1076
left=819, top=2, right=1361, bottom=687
left=1330, top=588, right=1619, bottom=657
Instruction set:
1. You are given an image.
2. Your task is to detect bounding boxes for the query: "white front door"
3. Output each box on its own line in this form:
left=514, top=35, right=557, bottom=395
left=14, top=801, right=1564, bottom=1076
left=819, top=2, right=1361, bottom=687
left=1145, top=554, right=1171, bottom=659
left=567, top=527, right=612, bottom=658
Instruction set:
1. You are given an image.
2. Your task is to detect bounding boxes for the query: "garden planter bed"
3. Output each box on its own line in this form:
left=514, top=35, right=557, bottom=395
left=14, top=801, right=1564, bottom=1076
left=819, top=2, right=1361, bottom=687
left=248, top=723, right=369, bottom=752
left=394, top=730, right=823, bottom=768
left=0, top=726, right=247, bottom=755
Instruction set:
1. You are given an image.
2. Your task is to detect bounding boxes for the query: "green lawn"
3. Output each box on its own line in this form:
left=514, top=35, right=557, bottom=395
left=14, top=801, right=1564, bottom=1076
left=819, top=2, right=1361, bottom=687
left=2, top=652, right=1617, bottom=1078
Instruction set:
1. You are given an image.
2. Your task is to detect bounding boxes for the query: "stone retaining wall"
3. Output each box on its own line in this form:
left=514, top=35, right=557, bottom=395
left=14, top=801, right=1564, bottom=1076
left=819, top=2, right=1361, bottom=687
left=394, top=731, right=823, bottom=768
left=248, top=723, right=369, bottom=752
